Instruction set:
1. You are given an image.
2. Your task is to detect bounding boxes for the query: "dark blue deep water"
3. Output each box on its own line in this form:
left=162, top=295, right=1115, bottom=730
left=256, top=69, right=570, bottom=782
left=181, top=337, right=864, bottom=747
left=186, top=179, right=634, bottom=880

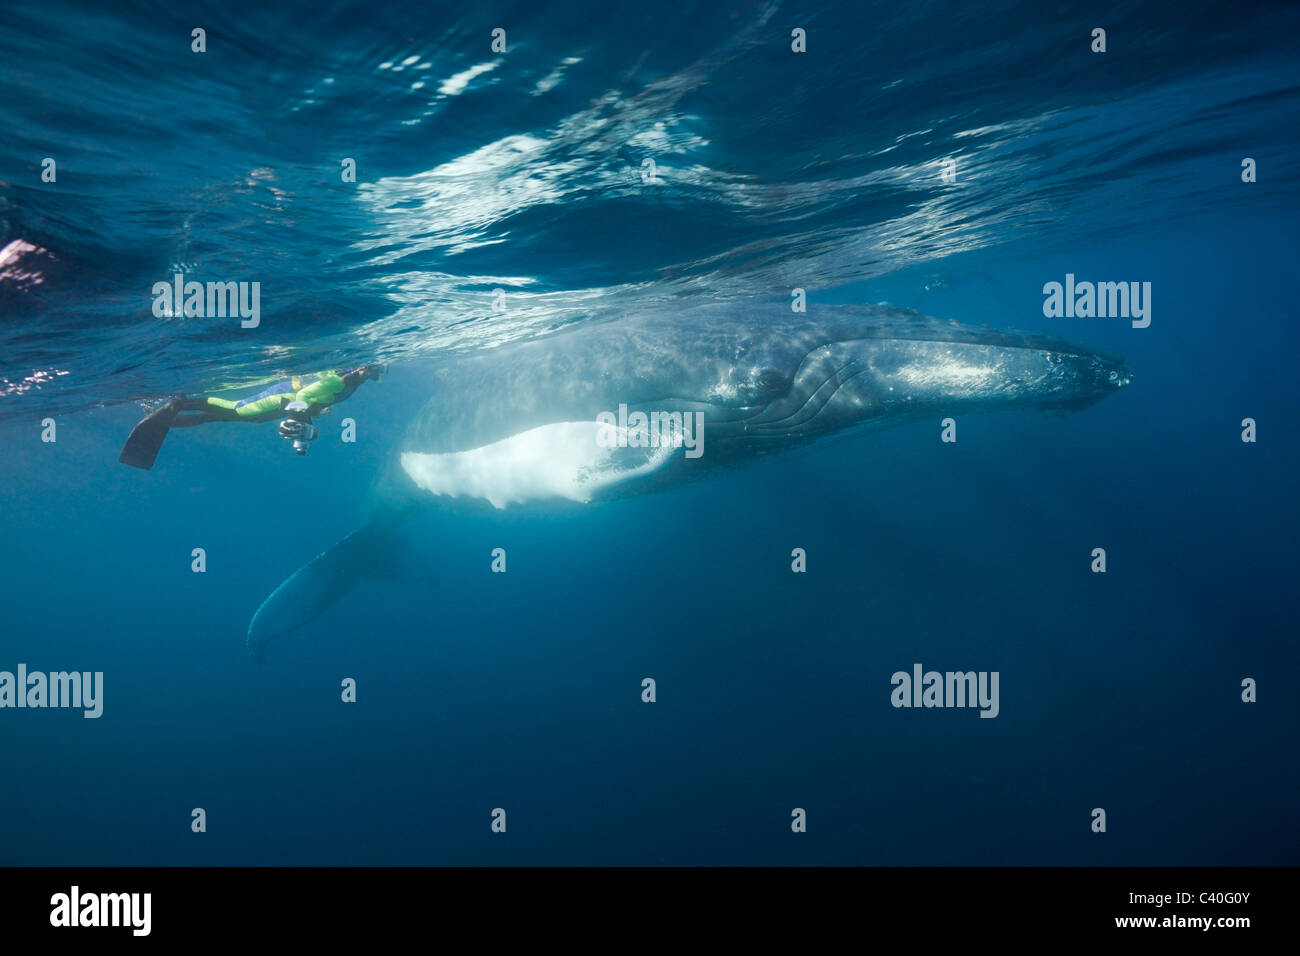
left=1, top=0, right=1297, bottom=865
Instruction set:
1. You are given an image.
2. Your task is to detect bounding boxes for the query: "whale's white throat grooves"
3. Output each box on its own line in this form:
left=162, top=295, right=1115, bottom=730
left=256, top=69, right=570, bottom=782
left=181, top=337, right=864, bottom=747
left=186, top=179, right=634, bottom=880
left=400, top=421, right=676, bottom=509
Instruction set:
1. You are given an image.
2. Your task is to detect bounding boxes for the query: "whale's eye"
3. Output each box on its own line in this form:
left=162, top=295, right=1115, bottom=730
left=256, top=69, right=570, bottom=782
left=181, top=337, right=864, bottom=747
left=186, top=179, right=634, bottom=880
left=757, top=368, right=788, bottom=392
left=1108, top=370, right=1119, bottom=382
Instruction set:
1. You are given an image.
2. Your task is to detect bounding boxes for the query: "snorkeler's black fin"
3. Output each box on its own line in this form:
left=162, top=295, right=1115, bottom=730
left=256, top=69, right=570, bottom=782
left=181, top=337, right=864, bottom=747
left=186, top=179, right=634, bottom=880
left=118, top=399, right=181, bottom=470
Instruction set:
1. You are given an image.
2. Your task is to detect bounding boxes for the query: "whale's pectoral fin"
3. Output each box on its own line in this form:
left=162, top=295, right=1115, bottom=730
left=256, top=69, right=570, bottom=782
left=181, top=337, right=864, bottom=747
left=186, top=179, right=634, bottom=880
left=357, top=532, right=438, bottom=589
left=364, top=532, right=408, bottom=582
left=246, top=514, right=410, bottom=663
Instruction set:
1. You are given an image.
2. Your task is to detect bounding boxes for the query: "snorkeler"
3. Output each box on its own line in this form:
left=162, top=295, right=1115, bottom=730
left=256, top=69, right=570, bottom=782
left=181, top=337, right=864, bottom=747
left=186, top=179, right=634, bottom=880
left=118, top=364, right=387, bottom=470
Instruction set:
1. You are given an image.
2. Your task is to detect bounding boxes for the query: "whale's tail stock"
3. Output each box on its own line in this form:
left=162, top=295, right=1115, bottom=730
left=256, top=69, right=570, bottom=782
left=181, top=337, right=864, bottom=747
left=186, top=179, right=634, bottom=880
left=245, top=505, right=419, bottom=663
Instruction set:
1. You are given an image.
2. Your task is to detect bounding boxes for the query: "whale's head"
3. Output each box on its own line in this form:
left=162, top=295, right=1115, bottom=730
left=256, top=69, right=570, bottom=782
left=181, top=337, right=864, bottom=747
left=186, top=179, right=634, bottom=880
left=706, top=314, right=1132, bottom=443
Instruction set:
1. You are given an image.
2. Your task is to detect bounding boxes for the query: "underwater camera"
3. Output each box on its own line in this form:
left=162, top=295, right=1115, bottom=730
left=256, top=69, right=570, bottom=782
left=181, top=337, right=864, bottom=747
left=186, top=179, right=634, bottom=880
left=278, top=401, right=318, bottom=456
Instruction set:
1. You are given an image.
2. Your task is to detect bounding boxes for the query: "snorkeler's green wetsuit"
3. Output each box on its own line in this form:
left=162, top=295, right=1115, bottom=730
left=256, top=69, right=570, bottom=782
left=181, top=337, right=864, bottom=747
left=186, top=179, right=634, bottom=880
left=176, top=370, right=356, bottom=424
left=119, top=364, right=386, bottom=469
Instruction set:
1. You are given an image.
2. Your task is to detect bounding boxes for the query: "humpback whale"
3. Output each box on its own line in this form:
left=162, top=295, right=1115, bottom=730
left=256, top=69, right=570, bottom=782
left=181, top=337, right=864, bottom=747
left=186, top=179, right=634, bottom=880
left=247, top=302, right=1131, bottom=660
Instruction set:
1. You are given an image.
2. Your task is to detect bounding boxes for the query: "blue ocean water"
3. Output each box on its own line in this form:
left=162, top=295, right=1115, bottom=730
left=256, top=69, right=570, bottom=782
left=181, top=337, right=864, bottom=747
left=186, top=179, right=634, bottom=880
left=1, top=0, right=1297, bottom=865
